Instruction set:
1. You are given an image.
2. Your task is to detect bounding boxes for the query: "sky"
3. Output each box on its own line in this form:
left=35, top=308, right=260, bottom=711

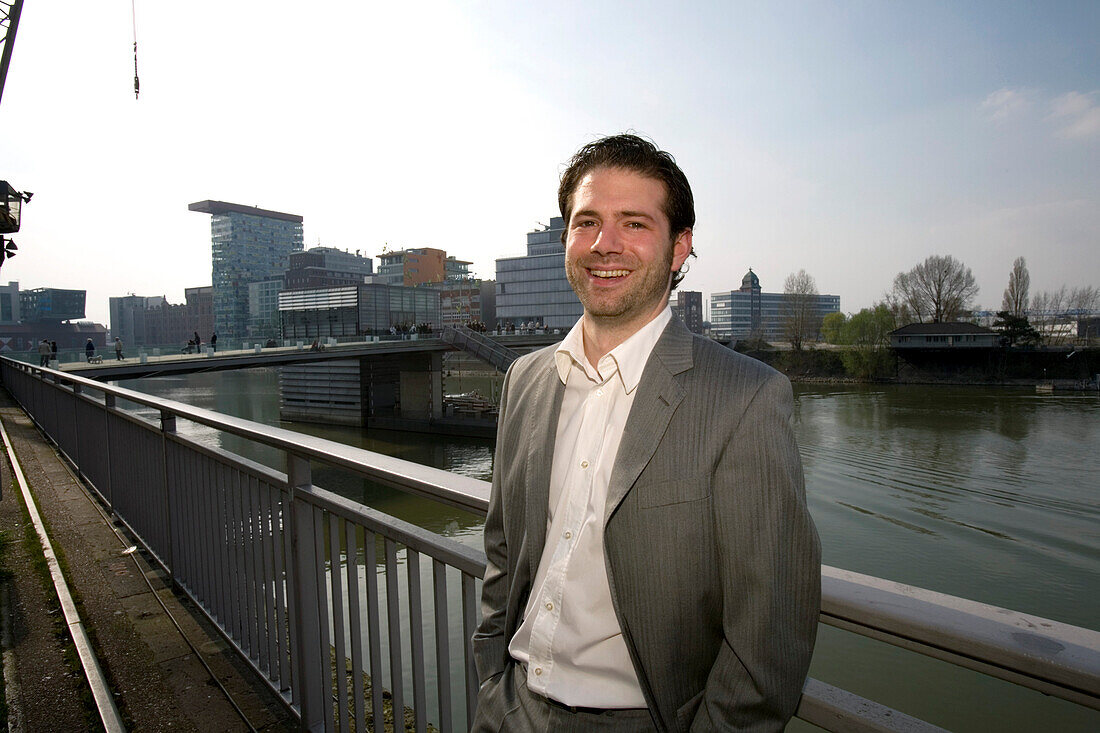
left=1, top=0, right=1098, bottom=327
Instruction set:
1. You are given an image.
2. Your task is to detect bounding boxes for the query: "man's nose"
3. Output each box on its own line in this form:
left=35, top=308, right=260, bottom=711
left=590, top=226, right=623, bottom=255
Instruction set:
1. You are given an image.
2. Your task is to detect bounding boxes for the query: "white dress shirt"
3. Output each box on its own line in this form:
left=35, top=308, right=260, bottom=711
left=508, top=307, right=672, bottom=708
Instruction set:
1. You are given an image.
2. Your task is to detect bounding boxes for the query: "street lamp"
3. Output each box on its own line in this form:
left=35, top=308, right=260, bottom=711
left=0, top=180, right=32, bottom=269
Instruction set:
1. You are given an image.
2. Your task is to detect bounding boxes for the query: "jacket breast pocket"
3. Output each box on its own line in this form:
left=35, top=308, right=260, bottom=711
left=635, top=476, right=711, bottom=508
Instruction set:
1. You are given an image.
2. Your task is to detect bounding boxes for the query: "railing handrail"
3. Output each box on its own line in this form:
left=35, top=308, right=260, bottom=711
left=11, top=359, right=490, bottom=514
left=3, top=356, right=1098, bottom=719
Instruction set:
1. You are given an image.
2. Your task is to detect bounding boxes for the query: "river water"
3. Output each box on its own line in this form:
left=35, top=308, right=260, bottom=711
left=119, top=368, right=1099, bottom=732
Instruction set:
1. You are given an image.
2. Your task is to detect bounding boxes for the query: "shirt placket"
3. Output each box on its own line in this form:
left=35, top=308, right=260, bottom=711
left=526, top=373, right=614, bottom=690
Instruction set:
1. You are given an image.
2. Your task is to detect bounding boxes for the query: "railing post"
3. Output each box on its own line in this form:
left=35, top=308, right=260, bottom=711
left=71, top=382, right=81, bottom=471
left=103, top=394, right=115, bottom=511
left=160, top=410, right=176, bottom=579
left=287, top=453, right=325, bottom=731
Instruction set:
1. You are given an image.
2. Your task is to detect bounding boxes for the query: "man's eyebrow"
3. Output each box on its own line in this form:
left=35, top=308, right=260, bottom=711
left=619, top=210, right=656, bottom=221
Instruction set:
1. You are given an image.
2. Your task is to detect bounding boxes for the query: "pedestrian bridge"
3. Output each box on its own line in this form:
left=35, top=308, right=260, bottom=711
left=2, top=357, right=1097, bottom=732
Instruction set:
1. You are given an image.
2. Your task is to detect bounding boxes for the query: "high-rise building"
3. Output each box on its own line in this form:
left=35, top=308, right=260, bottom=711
left=189, top=200, right=304, bottom=339
left=110, top=294, right=167, bottom=346
left=495, top=217, right=583, bottom=330
left=671, top=290, right=704, bottom=334
left=248, top=280, right=284, bottom=339
left=710, top=269, right=840, bottom=342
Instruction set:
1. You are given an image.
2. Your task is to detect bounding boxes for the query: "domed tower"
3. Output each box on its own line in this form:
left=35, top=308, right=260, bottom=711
left=740, top=268, right=761, bottom=294
left=739, top=268, right=762, bottom=336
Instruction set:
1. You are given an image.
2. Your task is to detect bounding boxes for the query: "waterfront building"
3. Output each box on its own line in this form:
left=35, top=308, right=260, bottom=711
left=20, top=287, right=86, bottom=323
left=248, top=280, right=284, bottom=340
left=284, top=246, right=374, bottom=290
left=109, top=294, right=167, bottom=346
left=142, top=286, right=214, bottom=348
left=279, top=283, right=441, bottom=340
left=710, top=269, right=840, bottom=342
left=189, top=200, right=304, bottom=340
left=376, top=247, right=444, bottom=286
left=671, top=290, right=704, bottom=334
left=889, top=322, right=999, bottom=348
left=495, top=217, right=583, bottom=330
left=0, top=281, right=20, bottom=325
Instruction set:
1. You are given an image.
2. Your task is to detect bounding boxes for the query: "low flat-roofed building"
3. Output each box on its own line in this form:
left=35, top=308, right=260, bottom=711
left=889, top=322, right=998, bottom=348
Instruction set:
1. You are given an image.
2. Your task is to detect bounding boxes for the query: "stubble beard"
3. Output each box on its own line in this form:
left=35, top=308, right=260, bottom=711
left=565, top=245, right=675, bottom=323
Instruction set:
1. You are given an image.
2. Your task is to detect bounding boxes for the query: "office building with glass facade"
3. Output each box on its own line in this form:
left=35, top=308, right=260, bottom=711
left=189, top=200, right=304, bottom=339
left=495, top=217, right=583, bottom=330
left=20, top=287, right=86, bottom=322
left=279, top=283, right=441, bottom=340
left=710, top=269, right=840, bottom=342
left=285, top=247, right=374, bottom=290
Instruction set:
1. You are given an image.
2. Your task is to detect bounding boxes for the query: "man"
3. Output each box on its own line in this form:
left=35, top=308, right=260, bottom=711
left=38, top=338, right=50, bottom=367
left=114, top=336, right=125, bottom=361
left=472, top=134, right=820, bottom=732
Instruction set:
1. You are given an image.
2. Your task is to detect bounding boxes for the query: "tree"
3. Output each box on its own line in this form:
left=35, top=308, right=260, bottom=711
left=1001, top=257, right=1029, bottom=317
left=890, top=255, right=979, bottom=323
left=993, top=311, right=1040, bottom=347
left=839, top=304, right=897, bottom=379
left=781, top=269, right=820, bottom=351
left=821, top=311, right=848, bottom=344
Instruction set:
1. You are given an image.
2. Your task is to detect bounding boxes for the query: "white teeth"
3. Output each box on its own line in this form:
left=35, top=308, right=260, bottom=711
left=591, top=269, right=629, bottom=278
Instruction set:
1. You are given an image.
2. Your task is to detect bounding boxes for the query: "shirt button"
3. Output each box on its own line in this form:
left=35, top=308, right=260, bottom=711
left=564, top=531, right=572, bottom=540
left=545, top=601, right=553, bottom=611
left=534, top=667, right=543, bottom=676
left=580, top=460, right=589, bottom=469
left=595, top=389, right=603, bottom=397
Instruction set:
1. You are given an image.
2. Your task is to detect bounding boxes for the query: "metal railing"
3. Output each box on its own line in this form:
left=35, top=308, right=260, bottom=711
left=1, top=356, right=1097, bottom=732
left=440, top=326, right=520, bottom=373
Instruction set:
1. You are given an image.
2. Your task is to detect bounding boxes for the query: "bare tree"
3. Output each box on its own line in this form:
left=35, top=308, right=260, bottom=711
left=1001, top=256, right=1029, bottom=317
left=781, top=269, right=820, bottom=351
left=891, top=255, right=979, bottom=323
left=1067, top=285, right=1099, bottom=312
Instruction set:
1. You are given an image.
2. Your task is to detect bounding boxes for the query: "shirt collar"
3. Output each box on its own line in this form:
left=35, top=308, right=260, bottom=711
left=554, top=307, right=672, bottom=393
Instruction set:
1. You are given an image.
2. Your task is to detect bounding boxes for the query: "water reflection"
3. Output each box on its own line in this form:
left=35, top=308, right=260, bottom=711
left=117, top=369, right=1099, bottom=731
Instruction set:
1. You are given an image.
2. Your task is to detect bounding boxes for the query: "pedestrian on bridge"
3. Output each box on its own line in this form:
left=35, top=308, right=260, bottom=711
left=473, top=135, right=820, bottom=733
left=84, top=338, right=95, bottom=363
left=210, top=332, right=217, bottom=352
left=114, top=337, right=124, bottom=361
left=37, top=339, right=50, bottom=367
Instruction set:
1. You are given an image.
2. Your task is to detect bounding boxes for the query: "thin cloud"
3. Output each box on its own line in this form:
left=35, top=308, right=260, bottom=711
left=981, top=87, right=1032, bottom=120
left=1049, top=91, right=1100, bottom=139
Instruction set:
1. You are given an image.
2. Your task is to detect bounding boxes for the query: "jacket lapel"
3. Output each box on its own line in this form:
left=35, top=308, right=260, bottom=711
left=605, top=318, right=695, bottom=524
left=524, top=357, right=565, bottom=582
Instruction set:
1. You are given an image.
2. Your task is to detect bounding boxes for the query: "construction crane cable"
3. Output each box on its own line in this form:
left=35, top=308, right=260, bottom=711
left=131, top=0, right=139, bottom=99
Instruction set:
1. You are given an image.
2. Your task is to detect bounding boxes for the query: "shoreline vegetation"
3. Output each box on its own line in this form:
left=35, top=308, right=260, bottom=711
left=445, top=344, right=1100, bottom=404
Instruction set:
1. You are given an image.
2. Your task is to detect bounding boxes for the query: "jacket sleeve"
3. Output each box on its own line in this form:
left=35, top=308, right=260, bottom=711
left=471, top=364, right=515, bottom=685
left=692, top=371, right=821, bottom=732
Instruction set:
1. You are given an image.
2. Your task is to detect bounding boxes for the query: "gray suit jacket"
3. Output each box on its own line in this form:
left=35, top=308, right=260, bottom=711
left=473, top=317, right=821, bottom=732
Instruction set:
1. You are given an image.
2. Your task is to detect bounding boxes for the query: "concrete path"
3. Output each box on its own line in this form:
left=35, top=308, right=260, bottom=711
left=0, top=389, right=296, bottom=732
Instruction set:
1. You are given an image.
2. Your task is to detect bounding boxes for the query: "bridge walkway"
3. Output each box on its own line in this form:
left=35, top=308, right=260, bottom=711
left=0, top=389, right=294, bottom=732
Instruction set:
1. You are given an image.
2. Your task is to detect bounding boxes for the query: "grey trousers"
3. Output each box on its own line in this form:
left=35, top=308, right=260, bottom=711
left=470, top=664, right=656, bottom=732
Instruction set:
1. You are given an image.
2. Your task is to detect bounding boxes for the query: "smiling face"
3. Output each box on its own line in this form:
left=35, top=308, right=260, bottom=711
left=564, top=167, right=693, bottom=336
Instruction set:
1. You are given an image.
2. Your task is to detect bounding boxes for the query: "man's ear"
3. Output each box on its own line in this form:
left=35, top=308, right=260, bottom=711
left=671, top=229, right=693, bottom=272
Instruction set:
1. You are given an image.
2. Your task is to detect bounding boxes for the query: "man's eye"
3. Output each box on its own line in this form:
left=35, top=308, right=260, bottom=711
left=626, top=221, right=646, bottom=229
left=577, top=220, right=597, bottom=228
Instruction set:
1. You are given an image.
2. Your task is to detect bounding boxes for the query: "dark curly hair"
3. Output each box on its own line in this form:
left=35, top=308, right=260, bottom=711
left=558, top=134, right=696, bottom=289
